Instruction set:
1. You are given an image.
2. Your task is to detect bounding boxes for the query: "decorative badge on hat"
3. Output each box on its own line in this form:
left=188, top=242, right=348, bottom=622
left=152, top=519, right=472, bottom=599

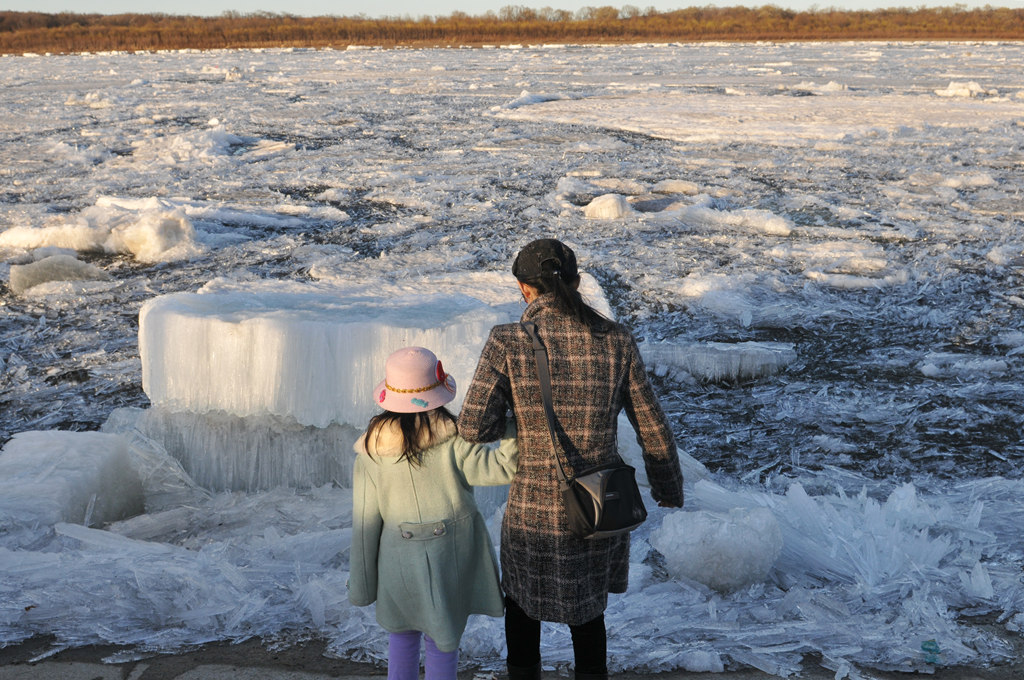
left=374, top=347, right=457, bottom=413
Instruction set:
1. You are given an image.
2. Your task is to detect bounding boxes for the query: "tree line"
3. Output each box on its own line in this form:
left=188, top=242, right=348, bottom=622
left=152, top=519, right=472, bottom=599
left=2, top=6, right=1023, bottom=54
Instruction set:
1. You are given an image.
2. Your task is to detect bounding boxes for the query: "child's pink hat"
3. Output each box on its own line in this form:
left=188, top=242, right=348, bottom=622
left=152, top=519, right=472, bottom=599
left=374, top=346, right=457, bottom=413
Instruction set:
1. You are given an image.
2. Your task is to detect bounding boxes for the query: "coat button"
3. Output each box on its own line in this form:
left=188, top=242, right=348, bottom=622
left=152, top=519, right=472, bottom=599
left=433, top=527, right=444, bottom=536
left=402, top=531, right=413, bottom=539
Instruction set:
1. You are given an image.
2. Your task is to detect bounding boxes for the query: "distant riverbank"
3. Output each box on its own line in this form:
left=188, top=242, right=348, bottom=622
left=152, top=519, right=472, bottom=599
left=2, top=6, right=1024, bottom=55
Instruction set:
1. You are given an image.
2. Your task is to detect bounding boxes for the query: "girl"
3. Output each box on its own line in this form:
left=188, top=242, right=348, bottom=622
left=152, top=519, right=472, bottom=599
left=348, top=346, right=519, bottom=680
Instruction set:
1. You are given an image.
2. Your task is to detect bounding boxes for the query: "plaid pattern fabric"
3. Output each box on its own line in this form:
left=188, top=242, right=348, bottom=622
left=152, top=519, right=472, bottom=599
left=457, top=295, right=684, bottom=624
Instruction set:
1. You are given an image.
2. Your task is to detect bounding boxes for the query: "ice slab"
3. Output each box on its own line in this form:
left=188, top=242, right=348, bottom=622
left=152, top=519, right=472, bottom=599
left=0, top=431, right=144, bottom=531
left=640, top=340, right=797, bottom=383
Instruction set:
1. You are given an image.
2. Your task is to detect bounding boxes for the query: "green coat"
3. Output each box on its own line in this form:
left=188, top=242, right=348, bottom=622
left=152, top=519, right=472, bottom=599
left=348, top=413, right=518, bottom=652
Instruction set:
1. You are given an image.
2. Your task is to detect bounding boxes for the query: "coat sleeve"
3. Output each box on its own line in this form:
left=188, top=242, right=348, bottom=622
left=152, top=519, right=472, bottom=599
left=455, top=420, right=519, bottom=487
left=348, top=452, right=383, bottom=606
left=622, top=334, right=685, bottom=508
left=457, top=327, right=513, bottom=443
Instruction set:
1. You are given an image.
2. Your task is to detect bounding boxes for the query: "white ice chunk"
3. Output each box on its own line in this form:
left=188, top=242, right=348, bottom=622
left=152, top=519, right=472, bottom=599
left=918, top=352, right=1009, bottom=379
left=650, top=507, right=783, bottom=593
left=654, top=203, right=793, bottom=236
left=0, top=431, right=144, bottom=528
left=103, top=209, right=201, bottom=263
left=804, top=269, right=909, bottom=289
left=997, top=331, right=1024, bottom=355
left=495, top=89, right=576, bottom=110
left=651, top=179, right=700, bottom=195
left=986, top=245, right=1023, bottom=266
left=0, top=197, right=205, bottom=263
left=934, top=81, right=997, bottom=98
left=640, top=340, right=797, bottom=382
left=584, top=193, right=634, bottom=219
left=8, top=254, right=111, bottom=294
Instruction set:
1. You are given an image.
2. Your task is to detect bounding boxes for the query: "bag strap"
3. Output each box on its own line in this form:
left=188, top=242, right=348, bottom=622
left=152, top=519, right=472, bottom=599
left=521, top=321, right=571, bottom=485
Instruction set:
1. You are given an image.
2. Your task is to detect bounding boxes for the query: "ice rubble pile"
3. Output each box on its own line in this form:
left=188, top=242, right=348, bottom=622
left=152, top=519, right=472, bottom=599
left=5, top=275, right=1023, bottom=674
left=6, top=424, right=1021, bottom=677
left=614, top=475, right=1024, bottom=676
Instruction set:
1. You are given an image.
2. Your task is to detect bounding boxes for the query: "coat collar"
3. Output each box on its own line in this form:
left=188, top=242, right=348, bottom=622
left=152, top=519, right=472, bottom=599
left=521, top=292, right=559, bottom=322
left=354, top=411, right=457, bottom=458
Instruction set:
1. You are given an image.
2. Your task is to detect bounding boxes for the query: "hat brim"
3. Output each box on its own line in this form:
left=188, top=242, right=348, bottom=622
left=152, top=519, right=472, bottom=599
left=373, top=374, right=457, bottom=413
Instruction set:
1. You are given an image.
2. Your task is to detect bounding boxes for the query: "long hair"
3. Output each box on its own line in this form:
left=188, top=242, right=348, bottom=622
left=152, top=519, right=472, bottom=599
left=362, top=406, right=457, bottom=466
left=521, top=268, right=611, bottom=332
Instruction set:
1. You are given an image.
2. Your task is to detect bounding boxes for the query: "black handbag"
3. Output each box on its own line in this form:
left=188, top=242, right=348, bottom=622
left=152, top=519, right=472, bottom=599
left=521, top=321, right=648, bottom=540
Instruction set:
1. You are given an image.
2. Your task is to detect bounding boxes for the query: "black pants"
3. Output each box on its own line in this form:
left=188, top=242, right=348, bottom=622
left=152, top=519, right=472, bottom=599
left=505, top=596, right=608, bottom=674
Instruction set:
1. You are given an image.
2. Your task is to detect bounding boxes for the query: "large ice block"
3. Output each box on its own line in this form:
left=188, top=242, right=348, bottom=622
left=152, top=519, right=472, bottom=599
left=140, top=289, right=513, bottom=429
left=135, top=273, right=613, bottom=491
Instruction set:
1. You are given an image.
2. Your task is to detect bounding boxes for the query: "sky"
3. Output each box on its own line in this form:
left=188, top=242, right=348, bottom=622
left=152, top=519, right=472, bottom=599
left=2, top=0, right=1021, bottom=19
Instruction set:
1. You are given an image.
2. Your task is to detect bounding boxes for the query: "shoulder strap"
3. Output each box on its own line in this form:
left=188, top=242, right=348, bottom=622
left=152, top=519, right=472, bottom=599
left=521, top=321, right=571, bottom=484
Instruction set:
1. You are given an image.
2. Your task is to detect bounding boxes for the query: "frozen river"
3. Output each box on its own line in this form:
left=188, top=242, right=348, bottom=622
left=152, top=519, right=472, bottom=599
left=1, top=42, right=1023, bottom=677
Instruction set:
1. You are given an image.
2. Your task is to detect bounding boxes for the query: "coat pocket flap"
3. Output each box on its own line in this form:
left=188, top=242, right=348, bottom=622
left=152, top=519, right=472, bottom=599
left=398, top=520, right=448, bottom=540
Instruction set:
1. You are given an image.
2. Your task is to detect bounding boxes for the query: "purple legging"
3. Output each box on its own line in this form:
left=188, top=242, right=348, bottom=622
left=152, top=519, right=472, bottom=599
left=388, top=631, right=458, bottom=680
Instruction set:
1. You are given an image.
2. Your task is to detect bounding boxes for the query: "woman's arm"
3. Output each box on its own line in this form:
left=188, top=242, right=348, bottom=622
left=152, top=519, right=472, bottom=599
left=457, top=327, right=513, bottom=443
left=622, top=335, right=685, bottom=508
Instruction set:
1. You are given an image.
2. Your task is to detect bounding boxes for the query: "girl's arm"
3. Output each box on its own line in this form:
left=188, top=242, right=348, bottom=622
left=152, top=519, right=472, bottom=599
left=455, top=419, right=519, bottom=487
left=348, top=453, right=383, bottom=606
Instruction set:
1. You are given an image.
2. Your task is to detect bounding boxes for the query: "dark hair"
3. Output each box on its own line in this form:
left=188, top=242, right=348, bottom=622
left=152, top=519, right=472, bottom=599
left=513, top=239, right=610, bottom=332
left=519, top=271, right=611, bottom=332
left=362, top=406, right=456, bottom=466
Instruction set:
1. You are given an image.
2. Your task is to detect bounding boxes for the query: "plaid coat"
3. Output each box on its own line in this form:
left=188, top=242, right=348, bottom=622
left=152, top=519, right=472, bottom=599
left=457, top=294, right=684, bottom=624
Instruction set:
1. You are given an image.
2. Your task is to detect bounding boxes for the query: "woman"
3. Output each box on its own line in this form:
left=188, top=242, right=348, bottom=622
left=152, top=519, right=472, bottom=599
left=458, top=238, right=684, bottom=680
